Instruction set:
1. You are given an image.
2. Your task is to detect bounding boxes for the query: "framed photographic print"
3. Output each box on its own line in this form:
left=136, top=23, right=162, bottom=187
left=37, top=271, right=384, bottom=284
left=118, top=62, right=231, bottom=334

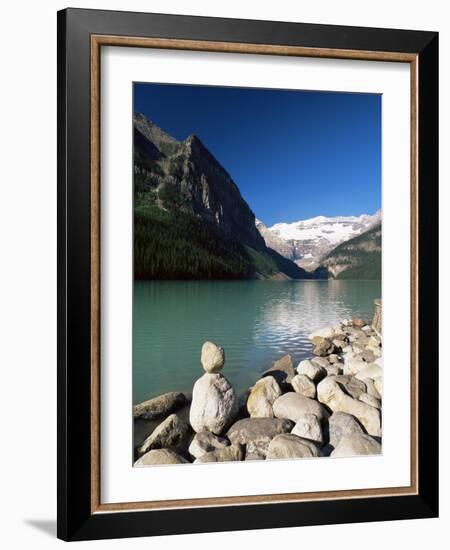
left=57, top=8, right=439, bottom=541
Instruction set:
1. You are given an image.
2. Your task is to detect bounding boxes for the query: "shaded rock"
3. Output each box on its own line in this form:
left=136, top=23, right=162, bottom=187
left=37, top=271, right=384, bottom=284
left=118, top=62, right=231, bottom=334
left=247, top=376, right=281, bottom=418
left=138, top=413, right=191, bottom=454
left=359, top=392, right=381, bottom=409
left=332, top=339, right=345, bottom=352
left=194, top=443, right=244, bottom=463
left=333, top=375, right=367, bottom=399
left=325, top=365, right=342, bottom=376
left=313, top=339, right=334, bottom=356
left=227, top=417, right=294, bottom=444
left=328, top=411, right=365, bottom=449
left=297, top=359, right=327, bottom=383
left=364, top=378, right=382, bottom=400
left=227, top=417, right=293, bottom=459
left=311, top=356, right=329, bottom=369
left=135, top=448, right=189, bottom=466
left=331, top=433, right=381, bottom=457
left=133, top=392, right=188, bottom=420
left=188, top=431, right=229, bottom=459
left=266, top=434, right=322, bottom=460
left=321, top=444, right=334, bottom=457
left=201, top=341, right=225, bottom=373
left=190, top=373, right=238, bottom=435
left=291, top=374, right=316, bottom=399
left=273, top=392, right=329, bottom=423
left=291, top=414, right=323, bottom=445
left=262, top=354, right=296, bottom=386
left=317, top=377, right=381, bottom=436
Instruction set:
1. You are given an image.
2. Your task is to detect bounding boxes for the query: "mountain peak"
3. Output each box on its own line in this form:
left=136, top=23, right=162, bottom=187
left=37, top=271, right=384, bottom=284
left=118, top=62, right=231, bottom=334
left=133, top=112, right=181, bottom=156
left=185, top=133, right=199, bottom=142
left=256, top=211, right=381, bottom=271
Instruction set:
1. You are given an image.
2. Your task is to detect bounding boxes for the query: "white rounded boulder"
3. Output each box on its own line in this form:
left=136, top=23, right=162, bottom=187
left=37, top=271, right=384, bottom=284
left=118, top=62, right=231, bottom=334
left=189, top=373, right=237, bottom=435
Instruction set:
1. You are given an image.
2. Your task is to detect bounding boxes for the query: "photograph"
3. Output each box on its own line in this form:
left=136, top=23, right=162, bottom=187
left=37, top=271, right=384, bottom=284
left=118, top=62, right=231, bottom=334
left=132, top=82, right=383, bottom=466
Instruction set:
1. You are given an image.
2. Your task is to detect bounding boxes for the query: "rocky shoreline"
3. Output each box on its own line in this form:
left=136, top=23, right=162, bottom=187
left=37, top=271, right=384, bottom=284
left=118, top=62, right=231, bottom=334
left=133, top=315, right=382, bottom=466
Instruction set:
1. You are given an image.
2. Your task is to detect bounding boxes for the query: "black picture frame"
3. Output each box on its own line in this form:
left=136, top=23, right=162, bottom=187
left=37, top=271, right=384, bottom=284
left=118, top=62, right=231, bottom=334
left=57, top=7, right=438, bottom=541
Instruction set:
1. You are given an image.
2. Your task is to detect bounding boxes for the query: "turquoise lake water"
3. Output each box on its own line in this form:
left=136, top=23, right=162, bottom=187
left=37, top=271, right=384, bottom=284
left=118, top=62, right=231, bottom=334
left=133, top=280, right=381, bottom=405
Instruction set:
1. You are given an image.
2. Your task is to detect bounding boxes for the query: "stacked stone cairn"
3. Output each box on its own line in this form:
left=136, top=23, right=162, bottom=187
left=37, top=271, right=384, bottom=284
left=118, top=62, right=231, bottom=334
left=133, top=319, right=382, bottom=466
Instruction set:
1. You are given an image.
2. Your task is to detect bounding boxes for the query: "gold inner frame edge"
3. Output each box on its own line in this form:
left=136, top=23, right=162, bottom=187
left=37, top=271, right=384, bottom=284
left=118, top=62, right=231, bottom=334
left=90, top=35, right=419, bottom=514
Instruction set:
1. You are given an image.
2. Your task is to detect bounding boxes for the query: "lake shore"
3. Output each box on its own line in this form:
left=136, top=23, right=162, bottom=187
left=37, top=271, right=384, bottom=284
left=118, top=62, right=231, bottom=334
left=133, top=308, right=382, bottom=465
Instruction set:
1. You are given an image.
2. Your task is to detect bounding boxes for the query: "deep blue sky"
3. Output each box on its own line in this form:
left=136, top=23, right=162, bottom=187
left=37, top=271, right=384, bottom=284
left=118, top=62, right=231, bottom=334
left=134, top=83, right=381, bottom=226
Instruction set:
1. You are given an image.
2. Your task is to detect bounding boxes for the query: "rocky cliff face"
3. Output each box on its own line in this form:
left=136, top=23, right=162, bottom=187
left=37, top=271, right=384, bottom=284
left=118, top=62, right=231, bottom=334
left=135, top=113, right=266, bottom=249
left=320, top=222, right=382, bottom=279
left=255, top=219, right=297, bottom=260
left=133, top=113, right=309, bottom=280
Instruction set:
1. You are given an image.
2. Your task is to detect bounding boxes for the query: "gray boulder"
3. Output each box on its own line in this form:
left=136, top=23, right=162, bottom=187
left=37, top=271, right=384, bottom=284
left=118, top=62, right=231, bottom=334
left=311, top=356, right=329, bottom=369
left=273, top=392, right=329, bottom=423
left=189, top=373, right=238, bottom=435
left=266, top=434, right=322, bottom=460
left=328, top=411, right=365, bottom=448
left=138, top=413, right=191, bottom=454
left=188, top=431, right=229, bottom=459
left=333, top=375, right=367, bottom=399
left=297, top=359, right=327, bottom=383
left=359, top=392, right=381, bottom=409
left=227, top=417, right=293, bottom=459
left=194, top=443, right=244, bottom=463
left=313, top=339, right=334, bottom=356
left=317, top=377, right=381, bottom=436
left=331, top=433, right=381, bottom=457
left=364, top=378, right=382, bottom=399
left=325, top=365, right=342, bottom=376
left=133, top=392, right=187, bottom=420
left=291, top=374, right=316, bottom=399
left=291, top=414, right=323, bottom=445
left=134, top=449, right=189, bottom=466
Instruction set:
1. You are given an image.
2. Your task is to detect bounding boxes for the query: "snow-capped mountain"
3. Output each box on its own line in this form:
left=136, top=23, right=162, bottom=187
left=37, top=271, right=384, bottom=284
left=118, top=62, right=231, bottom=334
left=256, top=211, right=381, bottom=271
